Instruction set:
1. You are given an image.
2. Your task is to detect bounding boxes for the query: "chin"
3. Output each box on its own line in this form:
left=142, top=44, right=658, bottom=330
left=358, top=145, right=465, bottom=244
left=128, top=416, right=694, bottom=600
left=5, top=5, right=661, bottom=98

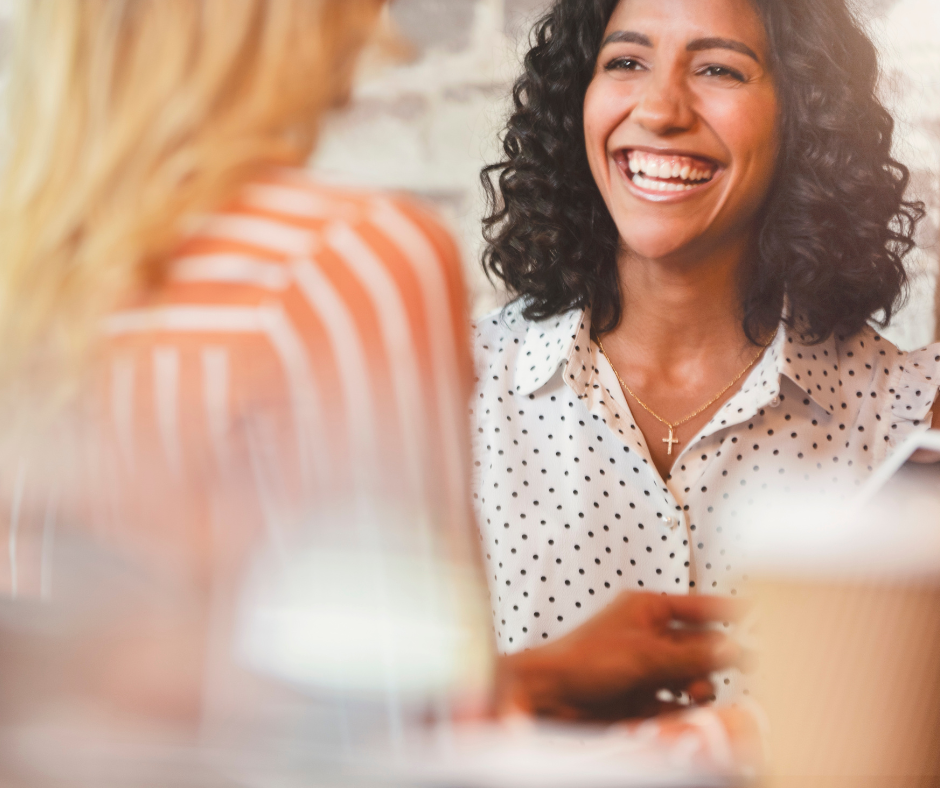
left=617, top=229, right=698, bottom=262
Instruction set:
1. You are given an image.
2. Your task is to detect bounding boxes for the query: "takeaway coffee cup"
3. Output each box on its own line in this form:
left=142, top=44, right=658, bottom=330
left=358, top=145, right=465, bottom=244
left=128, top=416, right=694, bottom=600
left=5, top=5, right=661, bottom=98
left=741, top=439, right=940, bottom=786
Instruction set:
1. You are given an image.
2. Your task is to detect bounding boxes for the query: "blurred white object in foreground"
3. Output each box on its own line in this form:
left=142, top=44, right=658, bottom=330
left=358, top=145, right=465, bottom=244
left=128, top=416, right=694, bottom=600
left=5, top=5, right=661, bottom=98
left=740, top=431, right=940, bottom=581
left=377, top=717, right=734, bottom=788
left=236, top=502, right=493, bottom=703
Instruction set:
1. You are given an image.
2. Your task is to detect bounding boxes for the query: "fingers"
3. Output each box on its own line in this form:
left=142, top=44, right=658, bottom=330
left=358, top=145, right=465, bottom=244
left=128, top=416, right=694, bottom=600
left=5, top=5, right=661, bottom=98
left=685, top=677, right=717, bottom=705
left=643, top=630, right=743, bottom=683
left=590, top=688, right=691, bottom=721
left=665, top=594, right=749, bottom=626
left=658, top=679, right=717, bottom=708
left=614, top=591, right=747, bottom=630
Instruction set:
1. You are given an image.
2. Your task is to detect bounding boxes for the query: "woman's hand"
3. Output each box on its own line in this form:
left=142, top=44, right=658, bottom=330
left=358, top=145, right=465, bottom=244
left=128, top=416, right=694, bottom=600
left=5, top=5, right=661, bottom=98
left=495, top=592, right=746, bottom=721
left=910, top=399, right=940, bottom=463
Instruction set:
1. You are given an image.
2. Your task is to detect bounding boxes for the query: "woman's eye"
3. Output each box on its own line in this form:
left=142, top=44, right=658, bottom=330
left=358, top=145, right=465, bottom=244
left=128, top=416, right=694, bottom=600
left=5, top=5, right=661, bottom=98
left=604, top=57, right=645, bottom=72
left=699, top=65, right=746, bottom=82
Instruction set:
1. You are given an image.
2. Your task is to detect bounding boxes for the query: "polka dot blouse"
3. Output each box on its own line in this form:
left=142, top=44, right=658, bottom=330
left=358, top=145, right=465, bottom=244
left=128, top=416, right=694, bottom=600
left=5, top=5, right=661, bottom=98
left=470, top=301, right=940, bottom=701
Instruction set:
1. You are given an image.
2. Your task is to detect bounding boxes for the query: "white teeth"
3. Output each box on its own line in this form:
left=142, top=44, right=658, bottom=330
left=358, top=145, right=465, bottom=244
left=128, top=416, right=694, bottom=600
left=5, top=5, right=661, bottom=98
left=627, top=151, right=715, bottom=183
left=632, top=173, right=695, bottom=192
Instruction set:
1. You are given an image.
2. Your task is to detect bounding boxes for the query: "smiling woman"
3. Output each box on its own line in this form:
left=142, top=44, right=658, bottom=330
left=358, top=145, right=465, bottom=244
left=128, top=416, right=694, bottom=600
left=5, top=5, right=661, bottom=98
left=583, top=1, right=779, bottom=276
left=481, top=0, right=923, bottom=343
left=473, top=0, right=940, bottom=718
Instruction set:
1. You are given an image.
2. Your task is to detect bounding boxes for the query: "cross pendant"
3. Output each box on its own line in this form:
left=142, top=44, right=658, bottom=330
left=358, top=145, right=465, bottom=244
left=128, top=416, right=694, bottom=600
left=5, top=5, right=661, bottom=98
left=663, top=426, right=679, bottom=456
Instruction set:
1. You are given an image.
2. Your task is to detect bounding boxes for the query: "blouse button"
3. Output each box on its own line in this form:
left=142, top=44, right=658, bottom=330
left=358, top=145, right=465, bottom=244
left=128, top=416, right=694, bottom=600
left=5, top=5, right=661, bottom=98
left=770, top=396, right=781, bottom=407
left=664, top=516, right=677, bottom=528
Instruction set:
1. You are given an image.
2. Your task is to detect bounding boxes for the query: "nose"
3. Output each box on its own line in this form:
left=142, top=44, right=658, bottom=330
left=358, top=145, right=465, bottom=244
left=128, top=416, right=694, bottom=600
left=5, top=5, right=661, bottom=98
left=631, top=68, right=695, bottom=136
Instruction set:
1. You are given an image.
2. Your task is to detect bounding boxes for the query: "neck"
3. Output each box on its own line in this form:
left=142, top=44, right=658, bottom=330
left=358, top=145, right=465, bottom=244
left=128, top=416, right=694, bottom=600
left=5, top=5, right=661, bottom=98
left=607, top=239, right=755, bottom=369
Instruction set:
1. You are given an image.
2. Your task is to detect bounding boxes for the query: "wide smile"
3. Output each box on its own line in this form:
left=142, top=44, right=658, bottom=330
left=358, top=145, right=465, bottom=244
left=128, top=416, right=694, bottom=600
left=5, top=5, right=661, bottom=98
left=614, top=149, right=724, bottom=202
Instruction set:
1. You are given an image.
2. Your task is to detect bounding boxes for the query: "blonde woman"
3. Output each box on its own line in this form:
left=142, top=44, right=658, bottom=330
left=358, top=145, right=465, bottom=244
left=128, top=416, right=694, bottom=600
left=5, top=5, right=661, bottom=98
left=0, top=0, right=496, bottom=758
left=0, top=0, right=483, bottom=583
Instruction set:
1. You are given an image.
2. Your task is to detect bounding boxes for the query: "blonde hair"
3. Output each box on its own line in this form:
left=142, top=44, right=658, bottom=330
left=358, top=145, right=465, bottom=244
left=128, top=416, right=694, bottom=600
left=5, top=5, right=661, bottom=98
left=0, top=0, right=381, bottom=393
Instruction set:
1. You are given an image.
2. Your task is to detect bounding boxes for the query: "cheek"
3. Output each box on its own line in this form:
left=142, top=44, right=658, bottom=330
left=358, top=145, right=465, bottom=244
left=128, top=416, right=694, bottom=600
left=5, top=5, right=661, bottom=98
left=583, top=82, right=631, bottom=183
left=582, top=83, right=607, bottom=158
left=748, top=115, right=780, bottom=190
left=714, top=96, right=780, bottom=183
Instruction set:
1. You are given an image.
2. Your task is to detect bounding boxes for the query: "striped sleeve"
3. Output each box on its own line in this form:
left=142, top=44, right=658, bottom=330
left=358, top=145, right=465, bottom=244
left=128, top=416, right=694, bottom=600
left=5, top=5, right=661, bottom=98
left=0, top=171, right=477, bottom=596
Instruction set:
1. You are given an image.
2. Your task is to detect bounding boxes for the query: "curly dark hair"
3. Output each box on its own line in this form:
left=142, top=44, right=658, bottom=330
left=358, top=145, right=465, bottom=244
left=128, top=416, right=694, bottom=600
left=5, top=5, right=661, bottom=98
left=481, top=0, right=926, bottom=343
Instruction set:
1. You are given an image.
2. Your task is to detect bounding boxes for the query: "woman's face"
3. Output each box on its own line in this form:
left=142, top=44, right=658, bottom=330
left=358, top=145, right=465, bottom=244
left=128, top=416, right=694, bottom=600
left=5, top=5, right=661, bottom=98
left=583, top=0, right=779, bottom=263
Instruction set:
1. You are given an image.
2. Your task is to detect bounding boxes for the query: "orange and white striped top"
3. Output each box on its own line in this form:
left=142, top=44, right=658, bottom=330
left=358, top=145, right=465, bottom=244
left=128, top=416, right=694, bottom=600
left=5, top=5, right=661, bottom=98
left=0, top=168, right=477, bottom=599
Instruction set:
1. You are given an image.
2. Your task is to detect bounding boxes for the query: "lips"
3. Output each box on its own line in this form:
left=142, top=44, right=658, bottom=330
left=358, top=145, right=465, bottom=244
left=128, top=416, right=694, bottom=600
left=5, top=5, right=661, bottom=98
left=620, top=149, right=721, bottom=193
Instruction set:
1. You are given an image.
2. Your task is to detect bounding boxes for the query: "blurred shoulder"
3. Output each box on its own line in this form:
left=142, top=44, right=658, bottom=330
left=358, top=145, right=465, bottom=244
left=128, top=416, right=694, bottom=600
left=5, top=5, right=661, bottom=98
left=107, top=170, right=465, bottom=365
left=141, top=167, right=468, bottom=327
left=243, top=168, right=463, bottom=272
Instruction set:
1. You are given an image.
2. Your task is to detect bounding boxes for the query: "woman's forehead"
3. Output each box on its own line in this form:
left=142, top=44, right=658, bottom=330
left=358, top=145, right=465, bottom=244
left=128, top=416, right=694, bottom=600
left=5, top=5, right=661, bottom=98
left=603, top=0, right=768, bottom=55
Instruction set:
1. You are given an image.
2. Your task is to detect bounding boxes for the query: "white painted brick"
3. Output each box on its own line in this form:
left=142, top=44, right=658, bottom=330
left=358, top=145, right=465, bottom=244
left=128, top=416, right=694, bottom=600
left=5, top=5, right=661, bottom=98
left=313, top=0, right=940, bottom=345
left=1, top=1, right=932, bottom=340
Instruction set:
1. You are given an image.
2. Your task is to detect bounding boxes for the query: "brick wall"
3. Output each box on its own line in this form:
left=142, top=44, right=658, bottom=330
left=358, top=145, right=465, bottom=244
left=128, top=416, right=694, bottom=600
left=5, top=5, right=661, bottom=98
left=869, top=0, right=940, bottom=347
left=0, top=1, right=935, bottom=344
left=313, top=0, right=940, bottom=348
left=311, top=0, right=534, bottom=317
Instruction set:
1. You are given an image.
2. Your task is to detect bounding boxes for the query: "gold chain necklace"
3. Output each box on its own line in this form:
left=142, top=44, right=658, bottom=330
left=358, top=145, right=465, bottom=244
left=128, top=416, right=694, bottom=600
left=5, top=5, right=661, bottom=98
left=595, top=336, right=772, bottom=456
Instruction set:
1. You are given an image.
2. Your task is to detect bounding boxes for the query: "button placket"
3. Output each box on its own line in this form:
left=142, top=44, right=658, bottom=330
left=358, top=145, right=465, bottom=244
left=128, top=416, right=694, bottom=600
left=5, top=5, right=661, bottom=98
left=657, top=489, right=684, bottom=532
left=580, top=346, right=655, bottom=468
left=660, top=506, right=692, bottom=590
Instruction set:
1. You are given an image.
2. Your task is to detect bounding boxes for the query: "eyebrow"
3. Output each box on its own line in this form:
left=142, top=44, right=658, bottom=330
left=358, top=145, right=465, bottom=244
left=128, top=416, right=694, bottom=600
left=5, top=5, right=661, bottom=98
left=686, top=37, right=760, bottom=63
left=601, top=30, right=652, bottom=48
left=600, top=31, right=761, bottom=64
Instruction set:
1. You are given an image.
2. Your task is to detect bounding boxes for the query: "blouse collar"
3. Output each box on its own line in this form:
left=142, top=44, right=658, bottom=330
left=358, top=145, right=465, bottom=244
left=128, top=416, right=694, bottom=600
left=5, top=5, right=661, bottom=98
left=512, top=305, right=842, bottom=418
